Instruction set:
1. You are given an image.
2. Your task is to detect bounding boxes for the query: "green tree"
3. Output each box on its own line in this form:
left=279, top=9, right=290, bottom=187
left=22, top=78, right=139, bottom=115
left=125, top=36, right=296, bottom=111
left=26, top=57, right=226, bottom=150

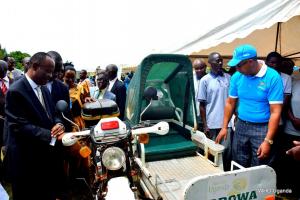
left=0, top=46, right=8, bottom=60
left=9, top=51, right=31, bottom=70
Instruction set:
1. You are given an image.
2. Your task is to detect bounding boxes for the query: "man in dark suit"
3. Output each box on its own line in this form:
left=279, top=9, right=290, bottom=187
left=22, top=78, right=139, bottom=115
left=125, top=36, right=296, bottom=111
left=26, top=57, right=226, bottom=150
left=106, top=64, right=126, bottom=120
left=47, top=51, right=71, bottom=132
left=0, top=60, right=10, bottom=182
left=4, top=52, right=65, bottom=200
left=47, top=51, right=71, bottom=199
left=0, top=60, right=9, bottom=146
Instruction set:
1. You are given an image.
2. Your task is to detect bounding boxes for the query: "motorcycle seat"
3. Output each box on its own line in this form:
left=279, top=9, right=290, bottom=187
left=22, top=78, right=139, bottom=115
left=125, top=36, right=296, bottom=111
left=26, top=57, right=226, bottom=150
left=140, top=84, right=197, bottom=162
left=140, top=99, right=175, bottom=121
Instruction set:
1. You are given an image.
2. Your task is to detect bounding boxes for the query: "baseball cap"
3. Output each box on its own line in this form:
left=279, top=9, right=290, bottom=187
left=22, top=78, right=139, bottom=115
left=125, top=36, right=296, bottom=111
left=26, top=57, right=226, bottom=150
left=228, top=44, right=257, bottom=67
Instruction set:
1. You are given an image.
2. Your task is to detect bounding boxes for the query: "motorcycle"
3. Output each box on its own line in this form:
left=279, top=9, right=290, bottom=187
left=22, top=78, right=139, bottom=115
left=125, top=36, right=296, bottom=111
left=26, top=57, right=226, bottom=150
left=56, top=100, right=169, bottom=200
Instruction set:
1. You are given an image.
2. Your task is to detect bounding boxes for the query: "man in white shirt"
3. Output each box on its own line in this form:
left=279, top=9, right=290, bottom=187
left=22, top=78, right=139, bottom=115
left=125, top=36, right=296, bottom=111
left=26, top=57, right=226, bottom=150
left=193, top=58, right=207, bottom=130
left=265, top=52, right=292, bottom=124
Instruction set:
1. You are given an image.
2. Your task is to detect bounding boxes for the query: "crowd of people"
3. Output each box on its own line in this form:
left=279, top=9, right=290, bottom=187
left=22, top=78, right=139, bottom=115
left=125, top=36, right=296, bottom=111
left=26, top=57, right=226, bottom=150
left=0, top=44, right=299, bottom=199
left=0, top=51, right=127, bottom=199
left=194, top=44, right=300, bottom=198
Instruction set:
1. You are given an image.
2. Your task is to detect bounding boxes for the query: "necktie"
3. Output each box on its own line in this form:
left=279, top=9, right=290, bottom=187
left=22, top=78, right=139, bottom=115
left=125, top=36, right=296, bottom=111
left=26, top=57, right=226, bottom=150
left=36, top=86, right=46, bottom=110
left=36, top=86, right=50, bottom=118
left=8, top=71, right=13, bottom=79
left=1, top=80, right=7, bottom=95
left=97, top=90, right=101, bottom=99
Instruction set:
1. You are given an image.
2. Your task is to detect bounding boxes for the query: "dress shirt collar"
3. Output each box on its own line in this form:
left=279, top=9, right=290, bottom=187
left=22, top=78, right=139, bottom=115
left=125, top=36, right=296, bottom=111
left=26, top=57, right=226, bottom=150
left=25, top=73, right=39, bottom=90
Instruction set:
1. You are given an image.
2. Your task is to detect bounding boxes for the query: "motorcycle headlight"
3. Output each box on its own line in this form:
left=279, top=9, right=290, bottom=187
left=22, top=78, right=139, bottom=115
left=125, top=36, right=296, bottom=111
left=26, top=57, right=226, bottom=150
left=102, top=147, right=126, bottom=170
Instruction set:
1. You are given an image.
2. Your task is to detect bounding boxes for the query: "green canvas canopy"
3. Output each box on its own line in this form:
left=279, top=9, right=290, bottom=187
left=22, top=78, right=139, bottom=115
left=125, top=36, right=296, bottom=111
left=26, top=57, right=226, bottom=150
left=125, top=54, right=197, bottom=129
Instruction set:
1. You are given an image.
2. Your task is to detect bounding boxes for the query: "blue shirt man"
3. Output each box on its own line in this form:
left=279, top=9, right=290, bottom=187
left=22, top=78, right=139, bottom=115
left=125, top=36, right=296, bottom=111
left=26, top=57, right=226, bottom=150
left=216, top=44, right=283, bottom=167
left=198, top=53, right=231, bottom=137
left=229, top=63, right=283, bottom=123
left=198, top=53, right=232, bottom=171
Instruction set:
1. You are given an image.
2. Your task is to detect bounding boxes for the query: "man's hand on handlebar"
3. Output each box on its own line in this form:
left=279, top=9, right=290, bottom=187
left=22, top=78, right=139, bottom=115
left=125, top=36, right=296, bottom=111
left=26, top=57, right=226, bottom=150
left=51, top=123, right=65, bottom=140
left=57, top=133, right=65, bottom=141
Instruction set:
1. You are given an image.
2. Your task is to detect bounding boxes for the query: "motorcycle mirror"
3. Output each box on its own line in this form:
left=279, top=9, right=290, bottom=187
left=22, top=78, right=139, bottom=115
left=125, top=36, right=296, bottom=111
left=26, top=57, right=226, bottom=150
left=143, top=86, right=158, bottom=101
left=132, top=121, right=169, bottom=136
left=56, top=100, right=80, bottom=132
left=56, top=100, right=68, bottom=113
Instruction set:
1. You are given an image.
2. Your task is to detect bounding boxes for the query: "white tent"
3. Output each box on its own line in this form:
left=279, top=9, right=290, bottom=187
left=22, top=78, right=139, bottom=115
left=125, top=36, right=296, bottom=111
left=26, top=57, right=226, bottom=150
left=172, top=0, right=300, bottom=64
left=1, top=0, right=300, bottom=70
left=191, top=16, right=300, bottom=62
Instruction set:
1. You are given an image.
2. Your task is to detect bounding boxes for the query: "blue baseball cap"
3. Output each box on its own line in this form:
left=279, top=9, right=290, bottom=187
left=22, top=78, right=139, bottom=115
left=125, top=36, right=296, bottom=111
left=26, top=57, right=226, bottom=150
left=228, top=44, right=257, bottom=67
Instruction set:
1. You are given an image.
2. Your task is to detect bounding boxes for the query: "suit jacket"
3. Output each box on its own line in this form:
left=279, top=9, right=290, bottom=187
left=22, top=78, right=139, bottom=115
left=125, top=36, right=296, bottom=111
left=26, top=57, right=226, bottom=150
left=0, top=77, right=12, bottom=146
left=93, top=88, right=116, bottom=102
left=51, top=79, right=70, bottom=105
left=103, top=90, right=116, bottom=102
left=110, top=79, right=126, bottom=120
left=0, top=89, right=5, bottom=117
left=12, top=75, right=22, bottom=82
left=4, top=76, right=62, bottom=186
left=0, top=89, right=6, bottom=149
left=7, top=69, right=23, bottom=80
left=51, top=79, right=72, bottom=131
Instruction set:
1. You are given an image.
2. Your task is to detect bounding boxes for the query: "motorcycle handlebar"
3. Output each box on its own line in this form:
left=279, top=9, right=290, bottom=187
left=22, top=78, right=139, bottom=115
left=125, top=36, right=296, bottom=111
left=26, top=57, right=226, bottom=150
left=131, top=121, right=169, bottom=136
left=62, top=122, right=169, bottom=146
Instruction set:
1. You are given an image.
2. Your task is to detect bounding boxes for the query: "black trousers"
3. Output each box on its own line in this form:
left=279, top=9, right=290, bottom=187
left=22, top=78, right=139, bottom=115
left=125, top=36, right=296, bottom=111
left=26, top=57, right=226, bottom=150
left=12, top=178, right=56, bottom=200
left=0, top=119, right=4, bottom=182
left=273, top=133, right=300, bottom=198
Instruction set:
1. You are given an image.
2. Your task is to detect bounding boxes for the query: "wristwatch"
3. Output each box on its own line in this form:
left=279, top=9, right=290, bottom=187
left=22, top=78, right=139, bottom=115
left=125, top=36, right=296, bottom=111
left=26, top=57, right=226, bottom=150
left=264, top=138, right=273, bottom=145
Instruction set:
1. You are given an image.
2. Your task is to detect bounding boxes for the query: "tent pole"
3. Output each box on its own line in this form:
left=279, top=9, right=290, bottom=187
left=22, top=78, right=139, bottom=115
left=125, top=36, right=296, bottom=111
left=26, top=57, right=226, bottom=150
left=275, top=22, right=281, bottom=52
left=284, top=52, right=300, bottom=58
left=188, top=55, right=266, bottom=60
